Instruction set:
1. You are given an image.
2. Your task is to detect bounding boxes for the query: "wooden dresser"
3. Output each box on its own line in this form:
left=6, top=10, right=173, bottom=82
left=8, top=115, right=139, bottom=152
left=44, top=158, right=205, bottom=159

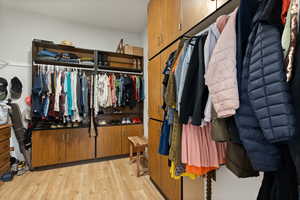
left=0, top=124, right=11, bottom=176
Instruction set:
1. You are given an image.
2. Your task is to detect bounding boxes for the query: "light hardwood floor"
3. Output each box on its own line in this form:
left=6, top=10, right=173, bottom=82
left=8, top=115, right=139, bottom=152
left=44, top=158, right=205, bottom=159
left=0, top=158, right=164, bottom=200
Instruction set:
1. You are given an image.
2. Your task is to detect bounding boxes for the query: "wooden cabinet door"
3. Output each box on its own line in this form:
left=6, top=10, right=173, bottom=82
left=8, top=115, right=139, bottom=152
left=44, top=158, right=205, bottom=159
left=161, top=0, right=182, bottom=48
left=148, top=0, right=162, bottom=59
left=217, top=0, right=230, bottom=8
left=148, top=55, right=164, bottom=121
left=148, top=120, right=162, bottom=186
left=65, top=128, right=95, bottom=162
left=160, top=156, right=181, bottom=200
left=121, top=124, right=143, bottom=154
left=32, top=130, right=66, bottom=167
left=96, top=126, right=122, bottom=158
left=182, top=0, right=217, bottom=33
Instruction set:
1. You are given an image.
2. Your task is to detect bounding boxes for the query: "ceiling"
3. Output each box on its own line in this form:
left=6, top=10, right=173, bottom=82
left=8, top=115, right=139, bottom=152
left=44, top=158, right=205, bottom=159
left=0, top=0, right=148, bottom=33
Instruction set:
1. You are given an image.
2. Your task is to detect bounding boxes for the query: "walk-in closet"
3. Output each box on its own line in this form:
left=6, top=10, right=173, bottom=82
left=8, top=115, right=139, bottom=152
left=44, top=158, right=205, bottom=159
left=0, top=0, right=299, bottom=199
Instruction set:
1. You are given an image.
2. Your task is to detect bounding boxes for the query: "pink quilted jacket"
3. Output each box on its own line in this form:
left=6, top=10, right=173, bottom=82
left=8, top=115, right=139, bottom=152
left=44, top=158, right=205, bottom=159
left=205, top=9, right=239, bottom=118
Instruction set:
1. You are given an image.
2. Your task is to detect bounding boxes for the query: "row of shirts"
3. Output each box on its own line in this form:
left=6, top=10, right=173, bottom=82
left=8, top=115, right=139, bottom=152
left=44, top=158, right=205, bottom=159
left=93, top=74, right=144, bottom=114
left=32, top=70, right=145, bottom=123
left=32, top=70, right=90, bottom=123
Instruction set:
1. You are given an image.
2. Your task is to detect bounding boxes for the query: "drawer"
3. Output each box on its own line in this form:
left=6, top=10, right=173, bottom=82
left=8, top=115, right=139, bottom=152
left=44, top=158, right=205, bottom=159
left=0, top=128, right=10, bottom=142
left=0, top=139, right=10, bottom=154
left=0, top=162, right=10, bottom=176
left=0, top=151, right=10, bottom=168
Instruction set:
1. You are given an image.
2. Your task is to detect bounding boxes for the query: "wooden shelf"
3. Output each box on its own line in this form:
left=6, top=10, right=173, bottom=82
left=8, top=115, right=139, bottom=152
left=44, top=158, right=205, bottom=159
left=97, top=112, right=141, bottom=116
left=97, top=65, right=143, bottom=73
left=97, top=123, right=143, bottom=127
left=32, top=126, right=89, bottom=131
left=34, top=59, right=95, bottom=69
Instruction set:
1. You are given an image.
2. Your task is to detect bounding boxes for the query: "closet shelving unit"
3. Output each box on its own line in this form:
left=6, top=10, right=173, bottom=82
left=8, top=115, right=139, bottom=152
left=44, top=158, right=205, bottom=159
left=31, top=40, right=144, bottom=169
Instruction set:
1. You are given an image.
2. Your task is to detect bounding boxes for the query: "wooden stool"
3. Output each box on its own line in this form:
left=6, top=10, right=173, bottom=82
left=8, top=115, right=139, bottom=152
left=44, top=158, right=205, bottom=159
left=128, top=136, right=148, bottom=177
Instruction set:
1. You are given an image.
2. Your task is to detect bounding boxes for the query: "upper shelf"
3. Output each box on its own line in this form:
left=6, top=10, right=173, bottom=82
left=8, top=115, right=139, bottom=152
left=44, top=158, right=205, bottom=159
left=32, top=40, right=144, bottom=73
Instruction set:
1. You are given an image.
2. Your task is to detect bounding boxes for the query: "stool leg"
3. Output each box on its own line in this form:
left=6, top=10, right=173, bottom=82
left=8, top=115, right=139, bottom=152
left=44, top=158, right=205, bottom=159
left=129, top=143, right=133, bottom=163
left=137, top=151, right=141, bottom=177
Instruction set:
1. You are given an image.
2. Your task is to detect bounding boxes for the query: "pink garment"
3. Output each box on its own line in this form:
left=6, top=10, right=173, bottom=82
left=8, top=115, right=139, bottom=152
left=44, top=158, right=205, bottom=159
left=216, top=15, right=229, bottom=33
left=181, top=123, right=226, bottom=168
left=205, top=8, right=239, bottom=118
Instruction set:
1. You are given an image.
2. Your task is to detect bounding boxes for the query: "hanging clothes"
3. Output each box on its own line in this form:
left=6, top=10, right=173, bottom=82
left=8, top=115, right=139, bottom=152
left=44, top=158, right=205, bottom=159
left=235, top=0, right=295, bottom=172
left=181, top=123, right=226, bottom=175
left=31, top=66, right=91, bottom=128
left=205, top=9, right=239, bottom=118
left=179, top=34, right=208, bottom=125
left=203, top=15, right=228, bottom=123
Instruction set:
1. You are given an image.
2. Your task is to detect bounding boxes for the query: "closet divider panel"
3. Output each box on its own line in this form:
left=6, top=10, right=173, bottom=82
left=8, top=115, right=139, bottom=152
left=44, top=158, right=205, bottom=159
left=96, top=126, right=122, bottom=158
left=65, top=128, right=95, bottom=162
left=32, top=129, right=66, bottom=167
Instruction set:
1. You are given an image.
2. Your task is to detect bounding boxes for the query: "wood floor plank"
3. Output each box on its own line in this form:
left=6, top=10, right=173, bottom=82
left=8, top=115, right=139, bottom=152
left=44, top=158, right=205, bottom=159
left=0, top=158, right=164, bottom=200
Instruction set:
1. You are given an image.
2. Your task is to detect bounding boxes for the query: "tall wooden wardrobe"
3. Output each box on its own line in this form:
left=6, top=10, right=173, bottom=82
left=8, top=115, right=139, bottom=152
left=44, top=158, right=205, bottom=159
left=147, top=0, right=239, bottom=199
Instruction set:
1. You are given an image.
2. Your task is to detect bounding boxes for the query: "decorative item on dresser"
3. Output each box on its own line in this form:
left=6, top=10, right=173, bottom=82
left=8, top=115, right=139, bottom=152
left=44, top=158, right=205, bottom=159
left=0, top=124, right=11, bottom=180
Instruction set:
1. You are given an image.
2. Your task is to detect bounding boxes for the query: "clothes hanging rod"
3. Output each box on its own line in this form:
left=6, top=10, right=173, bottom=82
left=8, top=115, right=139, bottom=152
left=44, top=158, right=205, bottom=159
left=34, top=63, right=143, bottom=75
left=97, top=68, right=143, bottom=75
left=35, top=64, right=95, bottom=71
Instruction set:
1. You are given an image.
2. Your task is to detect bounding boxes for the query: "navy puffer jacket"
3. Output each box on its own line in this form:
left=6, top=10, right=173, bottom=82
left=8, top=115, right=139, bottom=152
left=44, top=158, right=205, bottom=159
left=235, top=0, right=295, bottom=172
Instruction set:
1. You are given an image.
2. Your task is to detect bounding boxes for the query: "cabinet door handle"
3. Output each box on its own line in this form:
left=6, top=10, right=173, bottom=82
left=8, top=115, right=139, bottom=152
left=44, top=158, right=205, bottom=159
left=178, top=23, right=182, bottom=31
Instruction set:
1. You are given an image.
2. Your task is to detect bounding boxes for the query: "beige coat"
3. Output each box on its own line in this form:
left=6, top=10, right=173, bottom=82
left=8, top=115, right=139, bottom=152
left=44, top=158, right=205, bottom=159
left=205, top=9, right=239, bottom=118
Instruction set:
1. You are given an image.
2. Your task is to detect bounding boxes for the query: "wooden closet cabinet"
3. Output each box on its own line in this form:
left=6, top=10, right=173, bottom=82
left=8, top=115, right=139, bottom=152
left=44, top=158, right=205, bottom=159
left=148, top=42, right=179, bottom=121
left=148, top=0, right=221, bottom=59
left=97, top=124, right=144, bottom=158
left=149, top=119, right=181, bottom=200
left=161, top=0, right=182, bottom=49
left=0, top=125, right=11, bottom=177
left=148, top=55, right=163, bottom=121
left=181, top=0, right=217, bottom=33
left=148, top=0, right=182, bottom=59
left=149, top=120, right=162, bottom=186
left=217, top=0, right=231, bottom=8
left=32, top=128, right=95, bottom=168
left=32, top=129, right=66, bottom=167
left=97, top=126, right=122, bottom=158
left=65, top=128, right=95, bottom=163
left=148, top=0, right=163, bottom=59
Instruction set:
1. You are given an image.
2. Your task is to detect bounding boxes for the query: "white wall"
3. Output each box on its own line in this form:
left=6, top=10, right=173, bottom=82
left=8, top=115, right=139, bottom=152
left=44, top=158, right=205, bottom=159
left=213, top=167, right=263, bottom=200
left=0, top=6, right=143, bottom=160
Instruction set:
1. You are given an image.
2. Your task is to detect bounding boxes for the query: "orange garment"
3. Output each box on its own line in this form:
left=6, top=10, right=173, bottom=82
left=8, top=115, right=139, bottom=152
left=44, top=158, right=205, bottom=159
left=186, top=165, right=218, bottom=176
left=282, top=0, right=291, bottom=24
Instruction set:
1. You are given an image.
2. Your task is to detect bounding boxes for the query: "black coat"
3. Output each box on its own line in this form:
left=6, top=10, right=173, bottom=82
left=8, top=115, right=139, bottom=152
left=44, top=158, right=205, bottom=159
left=257, top=145, right=298, bottom=200
left=179, top=34, right=208, bottom=125
left=235, top=0, right=295, bottom=171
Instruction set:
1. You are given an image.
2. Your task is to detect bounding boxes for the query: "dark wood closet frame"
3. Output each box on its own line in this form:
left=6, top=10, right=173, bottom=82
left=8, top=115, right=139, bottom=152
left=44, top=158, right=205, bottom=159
left=30, top=40, right=144, bottom=169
